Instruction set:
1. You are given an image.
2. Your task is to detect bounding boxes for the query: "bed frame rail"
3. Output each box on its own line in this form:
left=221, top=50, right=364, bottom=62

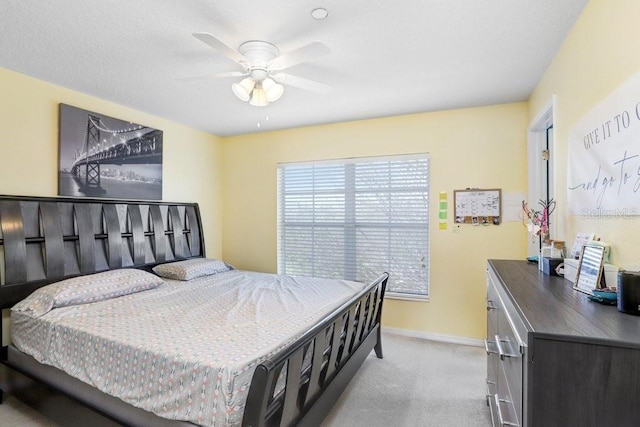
left=243, top=272, right=388, bottom=427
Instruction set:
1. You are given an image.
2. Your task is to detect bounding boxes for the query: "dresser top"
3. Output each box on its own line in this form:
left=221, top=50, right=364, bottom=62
left=489, top=259, right=640, bottom=348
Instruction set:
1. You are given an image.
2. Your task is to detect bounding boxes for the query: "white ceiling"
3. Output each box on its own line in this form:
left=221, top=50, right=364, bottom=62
left=0, top=0, right=588, bottom=137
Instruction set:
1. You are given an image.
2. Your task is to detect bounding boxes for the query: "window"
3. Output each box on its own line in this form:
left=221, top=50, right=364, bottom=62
left=277, top=154, right=430, bottom=299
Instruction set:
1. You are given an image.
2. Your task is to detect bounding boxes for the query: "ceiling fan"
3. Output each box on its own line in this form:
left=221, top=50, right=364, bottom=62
left=187, top=32, right=331, bottom=106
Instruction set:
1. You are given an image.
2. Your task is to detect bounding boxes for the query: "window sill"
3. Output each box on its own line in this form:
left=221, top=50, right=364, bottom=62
left=385, top=292, right=429, bottom=302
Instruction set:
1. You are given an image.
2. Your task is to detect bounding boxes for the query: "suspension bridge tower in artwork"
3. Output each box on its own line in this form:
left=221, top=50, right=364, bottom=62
left=84, top=114, right=103, bottom=191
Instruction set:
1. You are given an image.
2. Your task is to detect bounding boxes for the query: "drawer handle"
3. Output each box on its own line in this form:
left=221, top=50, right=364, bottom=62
left=487, top=392, right=498, bottom=424
left=484, top=338, right=498, bottom=355
left=494, top=394, right=520, bottom=427
left=494, top=335, right=519, bottom=360
left=494, top=335, right=509, bottom=360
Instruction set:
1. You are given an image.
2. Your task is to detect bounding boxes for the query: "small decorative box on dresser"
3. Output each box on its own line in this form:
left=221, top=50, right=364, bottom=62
left=486, top=259, right=640, bottom=427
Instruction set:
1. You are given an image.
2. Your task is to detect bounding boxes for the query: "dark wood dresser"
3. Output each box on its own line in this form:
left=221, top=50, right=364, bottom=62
left=486, top=259, right=640, bottom=427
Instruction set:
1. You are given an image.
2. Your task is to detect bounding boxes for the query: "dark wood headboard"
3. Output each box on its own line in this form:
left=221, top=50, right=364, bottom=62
left=0, top=195, right=205, bottom=309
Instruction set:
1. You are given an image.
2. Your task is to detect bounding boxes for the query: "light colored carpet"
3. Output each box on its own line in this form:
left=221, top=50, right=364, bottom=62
left=0, top=331, right=491, bottom=426
left=0, top=394, right=60, bottom=427
left=322, top=331, right=491, bottom=427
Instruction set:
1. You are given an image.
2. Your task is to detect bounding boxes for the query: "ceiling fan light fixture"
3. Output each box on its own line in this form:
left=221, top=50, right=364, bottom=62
left=232, top=77, right=255, bottom=101
left=191, top=33, right=332, bottom=109
left=263, top=78, right=284, bottom=102
left=249, top=84, right=269, bottom=107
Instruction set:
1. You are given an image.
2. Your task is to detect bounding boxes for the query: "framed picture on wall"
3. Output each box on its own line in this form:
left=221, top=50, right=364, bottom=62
left=58, top=104, right=163, bottom=200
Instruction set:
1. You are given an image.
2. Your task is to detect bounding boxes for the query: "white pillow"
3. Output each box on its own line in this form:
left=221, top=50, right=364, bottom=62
left=12, top=269, right=164, bottom=317
left=152, top=258, right=231, bottom=281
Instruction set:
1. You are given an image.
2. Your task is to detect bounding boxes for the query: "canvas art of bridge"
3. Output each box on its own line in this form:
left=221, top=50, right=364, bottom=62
left=70, top=113, right=162, bottom=193
left=57, top=102, right=164, bottom=200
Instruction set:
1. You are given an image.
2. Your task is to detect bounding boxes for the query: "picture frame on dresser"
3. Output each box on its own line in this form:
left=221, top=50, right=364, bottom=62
left=573, top=244, right=606, bottom=294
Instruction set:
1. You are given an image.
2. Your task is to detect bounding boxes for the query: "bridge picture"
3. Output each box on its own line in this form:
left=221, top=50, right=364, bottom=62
left=58, top=104, right=163, bottom=200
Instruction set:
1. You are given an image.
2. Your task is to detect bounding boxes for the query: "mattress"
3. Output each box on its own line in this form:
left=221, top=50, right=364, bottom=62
left=11, top=270, right=365, bottom=426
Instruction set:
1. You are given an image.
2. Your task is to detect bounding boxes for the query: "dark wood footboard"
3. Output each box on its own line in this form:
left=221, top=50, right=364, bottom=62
left=243, top=272, right=388, bottom=427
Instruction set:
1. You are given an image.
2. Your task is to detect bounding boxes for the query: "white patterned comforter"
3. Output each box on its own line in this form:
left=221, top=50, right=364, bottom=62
left=11, top=270, right=365, bottom=426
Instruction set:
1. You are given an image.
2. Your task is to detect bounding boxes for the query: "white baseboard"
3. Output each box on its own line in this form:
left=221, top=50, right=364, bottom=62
left=382, top=326, right=484, bottom=347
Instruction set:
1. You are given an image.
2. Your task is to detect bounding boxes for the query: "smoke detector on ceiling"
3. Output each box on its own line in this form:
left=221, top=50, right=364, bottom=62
left=311, top=8, right=328, bottom=20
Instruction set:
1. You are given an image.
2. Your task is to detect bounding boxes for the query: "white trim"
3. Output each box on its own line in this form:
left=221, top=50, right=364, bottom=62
left=277, top=152, right=429, bottom=168
left=382, top=326, right=484, bottom=347
left=385, top=293, right=430, bottom=302
left=526, top=95, right=557, bottom=255
left=529, top=96, right=555, bottom=132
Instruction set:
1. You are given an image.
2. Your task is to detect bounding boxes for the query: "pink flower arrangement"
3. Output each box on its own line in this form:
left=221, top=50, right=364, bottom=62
left=521, top=199, right=556, bottom=238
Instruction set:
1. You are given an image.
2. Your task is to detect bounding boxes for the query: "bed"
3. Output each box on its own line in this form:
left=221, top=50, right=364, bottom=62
left=0, top=195, right=388, bottom=426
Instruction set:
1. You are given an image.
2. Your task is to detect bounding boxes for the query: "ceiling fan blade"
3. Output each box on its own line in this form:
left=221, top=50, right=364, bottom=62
left=272, top=73, right=331, bottom=94
left=269, top=42, right=331, bottom=71
left=192, top=32, right=247, bottom=65
left=177, top=71, right=247, bottom=82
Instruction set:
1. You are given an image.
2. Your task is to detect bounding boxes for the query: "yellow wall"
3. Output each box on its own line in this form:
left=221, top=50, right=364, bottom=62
left=0, top=67, right=224, bottom=256
left=222, top=103, right=528, bottom=339
left=529, top=0, right=640, bottom=269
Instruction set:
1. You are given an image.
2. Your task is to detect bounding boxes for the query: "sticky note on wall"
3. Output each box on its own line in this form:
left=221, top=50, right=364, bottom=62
left=439, top=191, right=447, bottom=230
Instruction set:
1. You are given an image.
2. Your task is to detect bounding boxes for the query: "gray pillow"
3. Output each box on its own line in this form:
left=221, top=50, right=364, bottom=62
left=152, top=258, right=231, bottom=281
left=12, top=269, right=164, bottom=317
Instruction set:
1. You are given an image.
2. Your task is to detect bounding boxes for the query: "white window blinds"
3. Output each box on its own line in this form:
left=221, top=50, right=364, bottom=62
left=277, top=154, right=430, bottom=298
